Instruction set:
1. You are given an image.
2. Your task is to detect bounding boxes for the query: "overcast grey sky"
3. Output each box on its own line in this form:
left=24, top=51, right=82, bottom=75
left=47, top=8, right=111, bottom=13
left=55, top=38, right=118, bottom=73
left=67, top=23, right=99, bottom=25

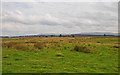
left=2, top=2, right=118, bottom=36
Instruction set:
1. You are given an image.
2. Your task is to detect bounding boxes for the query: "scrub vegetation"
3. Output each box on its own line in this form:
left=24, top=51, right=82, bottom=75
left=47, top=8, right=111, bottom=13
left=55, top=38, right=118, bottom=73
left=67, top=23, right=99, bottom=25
left=2, top=36, right=119, bottom=73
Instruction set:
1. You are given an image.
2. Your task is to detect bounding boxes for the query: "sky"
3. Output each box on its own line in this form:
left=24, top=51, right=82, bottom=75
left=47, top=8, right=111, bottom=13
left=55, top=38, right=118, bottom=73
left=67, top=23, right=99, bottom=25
left=2, top=2, right=118, bottom=36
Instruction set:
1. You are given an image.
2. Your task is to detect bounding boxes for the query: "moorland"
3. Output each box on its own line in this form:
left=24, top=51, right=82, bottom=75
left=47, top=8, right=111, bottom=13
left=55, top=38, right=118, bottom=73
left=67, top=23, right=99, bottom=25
left=2, top=35, right=119, bottom=73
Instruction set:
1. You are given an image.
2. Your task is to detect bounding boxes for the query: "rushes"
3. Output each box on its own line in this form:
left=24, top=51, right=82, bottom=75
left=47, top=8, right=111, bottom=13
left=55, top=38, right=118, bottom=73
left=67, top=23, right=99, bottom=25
left=34, top=42, right=44, bottom=49
left=2, top=41, right=92, bottom=53
left=2, top=42, right=30, bottom=51
left=2, top=42, right=18, bottom=48
left=2, top=41, right=45, bottom=51
left=73, top=45, right=92, bottom=53
left=2, top=37, right=92, bottom=53
left=15, top=44, right=29, bottom=51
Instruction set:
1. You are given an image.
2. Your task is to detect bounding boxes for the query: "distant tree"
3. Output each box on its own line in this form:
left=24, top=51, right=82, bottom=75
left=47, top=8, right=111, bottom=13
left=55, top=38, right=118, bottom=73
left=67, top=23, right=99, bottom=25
left=104, top=34, right=106, bottom=36
left=45, top=36, right=48, bottom=37
left=59, top=34, right=62, bottom=37
left=71, top=35, right=75, bottom=37
left=51, top=35, right=54, bottom=37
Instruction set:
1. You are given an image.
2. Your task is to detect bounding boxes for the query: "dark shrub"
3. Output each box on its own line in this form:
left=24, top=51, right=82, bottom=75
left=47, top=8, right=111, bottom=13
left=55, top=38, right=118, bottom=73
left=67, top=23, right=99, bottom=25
left=113, top=45, right=119, bottom=48
left=25, top=41, right=36, bottom=43
left=73, top=45, right=91, bottom=53
left=69, top=41, right=72, bottom=43
left=59, top=34, right=62, bottom=37
left=97, top=41, right=100, bottom=43
left=34, top=42, right=44, bottom=49
left=88, top=44, right=91, bottom=46
left=71, top=35, right=75, bottom=37
left=45, top=36, right=48, bottom=37
left=104, top=34, right=106, bottom=36
left=51, top=35, right=54, bottom=37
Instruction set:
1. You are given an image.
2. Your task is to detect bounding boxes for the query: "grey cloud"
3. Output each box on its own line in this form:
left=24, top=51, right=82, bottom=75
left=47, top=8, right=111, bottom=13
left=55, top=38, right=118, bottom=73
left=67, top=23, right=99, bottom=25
left=2, top=2, right=118, bottom=36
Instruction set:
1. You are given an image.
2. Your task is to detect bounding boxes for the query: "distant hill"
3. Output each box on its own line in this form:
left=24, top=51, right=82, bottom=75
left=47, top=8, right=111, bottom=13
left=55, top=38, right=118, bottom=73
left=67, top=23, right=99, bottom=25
left=0, top=32, right=118, bottom=38
left=73, top=32, right=118, bottom=36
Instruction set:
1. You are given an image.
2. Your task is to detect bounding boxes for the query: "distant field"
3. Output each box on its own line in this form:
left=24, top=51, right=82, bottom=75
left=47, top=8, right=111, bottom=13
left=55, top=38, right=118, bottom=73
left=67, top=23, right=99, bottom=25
left=2, top=36, right=119, bottom=73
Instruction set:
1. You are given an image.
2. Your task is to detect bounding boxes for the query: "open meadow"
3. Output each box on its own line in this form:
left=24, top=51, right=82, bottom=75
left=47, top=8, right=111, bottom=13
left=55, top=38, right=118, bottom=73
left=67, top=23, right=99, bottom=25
left=2, top=36, right=119, bottom=73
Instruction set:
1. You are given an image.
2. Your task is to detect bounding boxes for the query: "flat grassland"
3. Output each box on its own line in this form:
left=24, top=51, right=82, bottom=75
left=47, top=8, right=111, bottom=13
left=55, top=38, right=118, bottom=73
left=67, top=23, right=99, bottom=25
left=2, top=36, right=119, bottom=73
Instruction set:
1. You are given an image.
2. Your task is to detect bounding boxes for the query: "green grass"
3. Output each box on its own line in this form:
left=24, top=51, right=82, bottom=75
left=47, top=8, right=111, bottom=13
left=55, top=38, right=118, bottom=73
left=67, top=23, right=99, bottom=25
left=2, top=36, right=118, bottom=73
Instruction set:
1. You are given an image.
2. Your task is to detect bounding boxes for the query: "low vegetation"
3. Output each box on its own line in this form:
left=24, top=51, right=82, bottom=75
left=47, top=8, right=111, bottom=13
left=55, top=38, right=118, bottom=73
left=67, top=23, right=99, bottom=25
left=56, top=53, right=64, bottom=57
left=2, top=42, right=30, bottom=51
left=2, top=36, right=118, bottom=73
left=73, top=45, right=91, bottom=53
left=15, top=44, right=29, bottom=51
left=34, top=42, right=44, bottom=49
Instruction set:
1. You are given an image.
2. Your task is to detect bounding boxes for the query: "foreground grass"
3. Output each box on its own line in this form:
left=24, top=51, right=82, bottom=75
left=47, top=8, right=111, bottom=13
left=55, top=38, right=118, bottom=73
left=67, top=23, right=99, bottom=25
left=2, top=36, right=119, bottom=73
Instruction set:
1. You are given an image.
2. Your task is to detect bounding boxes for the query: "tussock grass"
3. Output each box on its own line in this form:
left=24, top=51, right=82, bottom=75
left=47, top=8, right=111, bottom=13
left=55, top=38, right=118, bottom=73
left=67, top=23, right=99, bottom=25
left=2, top=36, right=118, bottom=73
left=15, top=44, right=29, bottom=51
left=2, top=42, right=30, bottom=51
left=34, top=42, right=44, bottom=49
left=73, top=45, right=92, bottom=53
left=2, top=42, right=18, bottom=48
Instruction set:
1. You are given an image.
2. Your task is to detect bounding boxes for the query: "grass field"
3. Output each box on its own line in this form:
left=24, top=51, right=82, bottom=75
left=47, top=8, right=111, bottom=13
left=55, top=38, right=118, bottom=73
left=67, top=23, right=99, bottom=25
left=2, top=36, right=119, bottom=73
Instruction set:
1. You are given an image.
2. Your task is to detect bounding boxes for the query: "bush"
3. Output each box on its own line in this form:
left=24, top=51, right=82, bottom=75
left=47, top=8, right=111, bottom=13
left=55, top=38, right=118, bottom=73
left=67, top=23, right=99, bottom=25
left=59, top=34, right=62, bottom=37
left=2, top=42, right=30, bottom=51
left=69, top=41, right=72, bottom=43
left=73, top=45, right=91, bottom=53
left=71, top=35, right=75, bottom=37
left=34, top=42, right=44, bottom=49
left=25, top=41, right=36, bottom=43
left=113, top=45, right=119, bottom=48
left=2, top=42, right=18, bottom=48
left=15, top=44, right=29, bottom=51
left=97, top=41, right=100, bottom=43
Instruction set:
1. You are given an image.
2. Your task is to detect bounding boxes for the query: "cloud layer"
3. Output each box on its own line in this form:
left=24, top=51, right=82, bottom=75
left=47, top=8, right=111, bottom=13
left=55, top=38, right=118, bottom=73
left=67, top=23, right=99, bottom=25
left=2, top=2, right=118, bottom=36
